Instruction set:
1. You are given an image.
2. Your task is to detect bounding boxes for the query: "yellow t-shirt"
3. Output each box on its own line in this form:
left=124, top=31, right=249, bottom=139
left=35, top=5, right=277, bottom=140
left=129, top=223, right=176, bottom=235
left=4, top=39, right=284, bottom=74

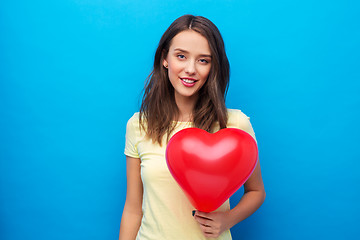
left=124, top=109, right=256, bottom=240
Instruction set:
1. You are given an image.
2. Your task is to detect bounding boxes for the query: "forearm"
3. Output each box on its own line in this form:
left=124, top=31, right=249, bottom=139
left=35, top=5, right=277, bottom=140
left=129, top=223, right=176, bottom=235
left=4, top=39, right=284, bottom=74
left=119, top=209, right=142, bottom=240
left=227, top=190, right=266, bottom=228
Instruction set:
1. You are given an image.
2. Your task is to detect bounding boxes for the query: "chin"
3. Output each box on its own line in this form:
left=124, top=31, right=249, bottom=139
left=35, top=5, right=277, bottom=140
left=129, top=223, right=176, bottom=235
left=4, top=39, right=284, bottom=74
left=180, top=91, right=197, bottom=98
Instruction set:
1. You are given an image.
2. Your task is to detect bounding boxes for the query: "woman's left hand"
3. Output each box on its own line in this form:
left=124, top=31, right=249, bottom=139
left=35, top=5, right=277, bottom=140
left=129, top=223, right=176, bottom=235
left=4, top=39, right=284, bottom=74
left=193, top=210, right=232, bottom=238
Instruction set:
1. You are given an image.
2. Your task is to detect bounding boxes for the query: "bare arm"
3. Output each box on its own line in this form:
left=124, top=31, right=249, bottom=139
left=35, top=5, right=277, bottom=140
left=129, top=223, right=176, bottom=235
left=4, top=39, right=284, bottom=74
left=194, top=160, right=266, bottom=238
left=119, top=156, right=143, bottom=240
left=227, top=160, right=266, bottom=225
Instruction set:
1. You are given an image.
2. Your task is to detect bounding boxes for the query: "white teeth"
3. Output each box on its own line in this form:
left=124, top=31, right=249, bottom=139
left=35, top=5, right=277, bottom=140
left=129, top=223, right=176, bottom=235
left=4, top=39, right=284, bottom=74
left=182, top=78, right=195, bottom=83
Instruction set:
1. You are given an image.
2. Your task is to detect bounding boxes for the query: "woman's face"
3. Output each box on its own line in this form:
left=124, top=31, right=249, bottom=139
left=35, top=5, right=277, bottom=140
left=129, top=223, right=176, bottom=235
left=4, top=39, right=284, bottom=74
left=163, top=30, right=212, bottom=102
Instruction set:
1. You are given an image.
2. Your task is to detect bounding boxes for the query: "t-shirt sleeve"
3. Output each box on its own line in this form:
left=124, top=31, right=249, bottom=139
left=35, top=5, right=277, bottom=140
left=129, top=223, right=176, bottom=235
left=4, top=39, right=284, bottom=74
left=230, top=109, right=257, bottom=142
left=124, top=114, right=140, bottom=158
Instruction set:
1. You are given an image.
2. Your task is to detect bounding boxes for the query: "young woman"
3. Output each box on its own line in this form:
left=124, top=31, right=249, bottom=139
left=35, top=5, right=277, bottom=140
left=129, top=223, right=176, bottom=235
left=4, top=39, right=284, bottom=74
left=119, top=14, right=265, bottom=240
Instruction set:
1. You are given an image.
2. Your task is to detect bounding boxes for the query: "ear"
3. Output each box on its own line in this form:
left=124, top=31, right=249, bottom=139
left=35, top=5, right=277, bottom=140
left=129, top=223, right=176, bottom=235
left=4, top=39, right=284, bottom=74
left=163, top=58, right=168, bottom=68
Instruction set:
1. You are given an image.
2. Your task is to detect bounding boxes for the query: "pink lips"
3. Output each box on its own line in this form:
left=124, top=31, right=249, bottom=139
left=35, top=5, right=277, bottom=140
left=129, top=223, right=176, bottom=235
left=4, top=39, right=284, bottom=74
left=180, top=77, right=197, bottom=87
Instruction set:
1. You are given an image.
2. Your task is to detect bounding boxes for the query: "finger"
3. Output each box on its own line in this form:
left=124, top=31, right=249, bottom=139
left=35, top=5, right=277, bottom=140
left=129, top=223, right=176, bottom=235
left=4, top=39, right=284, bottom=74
left=203, top=232, right=215, bottom=238
left=195, top=210, right=213, bottom=220
left=199, top=224, right=212, bottom=232
left=194, top=215, right=212, bottom=227
left=199, top=225, right=215, bottom=238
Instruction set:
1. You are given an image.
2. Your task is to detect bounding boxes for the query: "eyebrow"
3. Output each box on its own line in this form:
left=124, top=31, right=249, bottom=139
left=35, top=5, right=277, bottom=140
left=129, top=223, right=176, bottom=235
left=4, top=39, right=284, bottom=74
left=174, top=48, right=212, bottom=58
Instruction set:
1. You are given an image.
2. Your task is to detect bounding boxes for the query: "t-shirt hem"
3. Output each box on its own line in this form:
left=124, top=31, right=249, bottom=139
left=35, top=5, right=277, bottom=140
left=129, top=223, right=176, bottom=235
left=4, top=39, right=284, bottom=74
left=124, top=151, right=140, bottom=159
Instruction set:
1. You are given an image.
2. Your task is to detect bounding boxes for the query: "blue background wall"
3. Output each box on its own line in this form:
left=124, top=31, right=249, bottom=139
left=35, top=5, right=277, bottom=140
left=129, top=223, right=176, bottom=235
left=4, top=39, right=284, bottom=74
left=1, top=0, right=359, bottom=239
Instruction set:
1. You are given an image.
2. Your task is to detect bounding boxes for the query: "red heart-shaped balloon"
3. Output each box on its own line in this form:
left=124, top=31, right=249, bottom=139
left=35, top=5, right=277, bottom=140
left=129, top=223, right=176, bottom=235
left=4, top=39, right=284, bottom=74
left=166, top=128, right=258, bottom=212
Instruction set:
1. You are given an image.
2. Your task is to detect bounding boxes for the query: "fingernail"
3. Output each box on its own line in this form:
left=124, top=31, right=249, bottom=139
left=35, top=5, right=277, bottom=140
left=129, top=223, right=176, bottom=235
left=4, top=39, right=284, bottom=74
left=192, top=210, right=196, bottom=216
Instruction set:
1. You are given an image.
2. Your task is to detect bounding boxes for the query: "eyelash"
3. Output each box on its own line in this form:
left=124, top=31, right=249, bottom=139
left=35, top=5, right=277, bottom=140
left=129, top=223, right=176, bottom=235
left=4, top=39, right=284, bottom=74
left=177, top=54, right=186, bottom=59
left=176, top=54, right=209, bottom=64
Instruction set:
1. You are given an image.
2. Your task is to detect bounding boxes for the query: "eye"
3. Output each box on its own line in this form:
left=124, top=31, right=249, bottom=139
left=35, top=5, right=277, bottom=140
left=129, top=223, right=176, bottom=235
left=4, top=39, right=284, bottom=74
left=177, top=54, right=186, bottom=59
left=199, top=58, right=209, bottom=64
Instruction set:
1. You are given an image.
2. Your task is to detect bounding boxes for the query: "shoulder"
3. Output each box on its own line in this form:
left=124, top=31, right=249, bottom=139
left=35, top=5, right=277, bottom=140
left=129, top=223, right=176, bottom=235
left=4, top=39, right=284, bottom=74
left=126, top=112, right=141, bottom=131
left=127, top=112, right=140, bottom=124
left=227, top=108, right=251, bottom=125
left=226, top=108, right=256, bottom=140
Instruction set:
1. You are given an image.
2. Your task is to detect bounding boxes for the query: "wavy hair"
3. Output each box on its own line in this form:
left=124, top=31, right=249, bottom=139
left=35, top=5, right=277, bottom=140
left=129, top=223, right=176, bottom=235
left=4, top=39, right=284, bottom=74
left=139, top=14, right=230, bottom=145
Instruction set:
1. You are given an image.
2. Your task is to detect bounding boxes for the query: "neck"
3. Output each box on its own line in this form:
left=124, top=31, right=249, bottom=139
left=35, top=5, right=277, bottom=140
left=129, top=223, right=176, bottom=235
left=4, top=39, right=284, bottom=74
left=174, top=93, right=198, bottom=122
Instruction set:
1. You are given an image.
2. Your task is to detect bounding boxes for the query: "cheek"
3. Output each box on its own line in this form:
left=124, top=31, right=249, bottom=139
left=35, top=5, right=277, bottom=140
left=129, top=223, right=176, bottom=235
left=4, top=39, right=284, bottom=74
left=168, top=61, right=183, bottom=75
left=168, top=56, right=186, bottom=72
left=167, top=62, right=180, bottom=83
left=199, top=66, right=211, bottom=79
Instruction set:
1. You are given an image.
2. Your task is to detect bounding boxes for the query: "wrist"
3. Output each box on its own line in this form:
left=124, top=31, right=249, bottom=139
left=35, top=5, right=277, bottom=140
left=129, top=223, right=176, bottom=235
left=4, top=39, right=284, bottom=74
left=227, top=206, right=246, bottom=228
left=223, top=209, right=236, bottom=229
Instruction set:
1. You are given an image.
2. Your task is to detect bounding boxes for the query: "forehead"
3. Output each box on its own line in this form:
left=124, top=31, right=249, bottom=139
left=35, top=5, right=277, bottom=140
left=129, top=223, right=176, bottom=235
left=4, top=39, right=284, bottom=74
left=169, top=30, right=211, bottom=55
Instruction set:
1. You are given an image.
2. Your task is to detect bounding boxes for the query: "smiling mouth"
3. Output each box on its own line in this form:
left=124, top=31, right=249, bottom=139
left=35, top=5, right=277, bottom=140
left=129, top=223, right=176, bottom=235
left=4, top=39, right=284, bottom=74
left=180, top=78, right=198, bottom=84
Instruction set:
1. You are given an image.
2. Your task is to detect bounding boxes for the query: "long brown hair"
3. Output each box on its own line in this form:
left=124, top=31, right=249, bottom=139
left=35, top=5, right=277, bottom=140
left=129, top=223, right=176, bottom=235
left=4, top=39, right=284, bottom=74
left=140, top=14, right=230, bottom=145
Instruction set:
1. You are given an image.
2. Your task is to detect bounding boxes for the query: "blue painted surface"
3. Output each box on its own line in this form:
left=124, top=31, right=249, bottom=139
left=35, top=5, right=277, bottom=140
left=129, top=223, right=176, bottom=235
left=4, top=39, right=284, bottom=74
left=1, top=0, right=359, bottom=239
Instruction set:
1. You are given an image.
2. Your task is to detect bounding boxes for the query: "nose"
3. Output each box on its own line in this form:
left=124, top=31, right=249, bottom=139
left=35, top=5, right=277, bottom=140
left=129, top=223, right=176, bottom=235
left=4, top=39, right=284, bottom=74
left=185, top=60, right=196, bottom=75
